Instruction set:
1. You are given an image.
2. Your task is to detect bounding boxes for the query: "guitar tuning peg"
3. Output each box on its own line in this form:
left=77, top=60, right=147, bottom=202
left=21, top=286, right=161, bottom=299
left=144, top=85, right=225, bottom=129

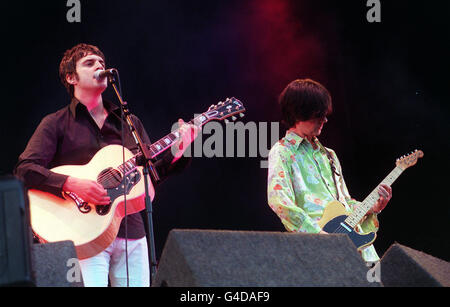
left=231, top=116, right=237, bottom=121
left=218, top=101, right=223, bottom=105
left=239, top=113, right=245, bottom=118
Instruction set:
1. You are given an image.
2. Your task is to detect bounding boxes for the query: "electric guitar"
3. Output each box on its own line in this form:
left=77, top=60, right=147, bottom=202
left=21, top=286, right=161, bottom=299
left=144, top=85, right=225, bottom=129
left=28, top=98, right=245, bottom=259
left=317, top=150, right=424, bottom=250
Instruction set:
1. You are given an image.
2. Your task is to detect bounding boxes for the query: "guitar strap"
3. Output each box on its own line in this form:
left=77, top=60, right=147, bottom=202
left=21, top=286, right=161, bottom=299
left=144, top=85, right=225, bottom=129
left=316, top=139, right=347, bottom=204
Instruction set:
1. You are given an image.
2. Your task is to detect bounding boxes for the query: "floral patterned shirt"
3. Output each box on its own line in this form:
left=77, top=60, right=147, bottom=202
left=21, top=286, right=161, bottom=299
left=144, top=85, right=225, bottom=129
left=267, top=131, right=380, bottom=262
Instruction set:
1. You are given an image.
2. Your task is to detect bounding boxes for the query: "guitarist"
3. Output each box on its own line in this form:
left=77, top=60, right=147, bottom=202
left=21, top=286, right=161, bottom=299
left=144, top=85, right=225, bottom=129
left=14, top=43, right=199, bottom=286
left=267, top=79, right=392, bottom=262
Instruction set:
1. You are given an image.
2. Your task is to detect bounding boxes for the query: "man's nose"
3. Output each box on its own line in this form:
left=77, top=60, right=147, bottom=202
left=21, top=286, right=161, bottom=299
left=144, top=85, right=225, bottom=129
left=95, top=61, right=105, bottom=70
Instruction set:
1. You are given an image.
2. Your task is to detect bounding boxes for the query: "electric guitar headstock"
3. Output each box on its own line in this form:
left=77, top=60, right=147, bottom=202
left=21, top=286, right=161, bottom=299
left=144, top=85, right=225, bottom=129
left=396, top=149, right=424, bottom=170
left=192, top=97, right=246, bottom=127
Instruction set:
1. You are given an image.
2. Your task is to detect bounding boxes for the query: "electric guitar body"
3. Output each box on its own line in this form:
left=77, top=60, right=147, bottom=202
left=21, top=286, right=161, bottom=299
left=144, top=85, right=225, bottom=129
left=317, top=201, right=376, bottom=250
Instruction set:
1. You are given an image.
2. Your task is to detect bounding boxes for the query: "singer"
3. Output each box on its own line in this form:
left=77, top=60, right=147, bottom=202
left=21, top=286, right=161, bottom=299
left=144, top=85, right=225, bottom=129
left=14, top=43, right=200, bottom=287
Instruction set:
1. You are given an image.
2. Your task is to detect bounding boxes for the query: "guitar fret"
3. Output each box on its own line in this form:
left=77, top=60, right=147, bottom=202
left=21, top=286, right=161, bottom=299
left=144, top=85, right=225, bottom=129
left=147, top=146, right=158, bottom=157
left=119, top=100, right=243, bottom=171
left=157, top=140, right=167, bottom=150
left=117, top=157, right=137, bottom=175
left=151, top=143, right=162, bottom=153
left=168, top=133, right=177, bottom=141
left=345, top=166, right=404, bottom=228
left=147, top=131, right=183, bottom=158
left=128, top=97, right=244, bottom=161
left=194, top=115, right=207, bottom=126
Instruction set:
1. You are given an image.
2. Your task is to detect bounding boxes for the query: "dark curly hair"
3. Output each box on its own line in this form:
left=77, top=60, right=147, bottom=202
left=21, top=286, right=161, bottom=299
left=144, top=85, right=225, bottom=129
left=278, top=79, right=332, bottom=128
left=59, top=43, right=106, bottom=97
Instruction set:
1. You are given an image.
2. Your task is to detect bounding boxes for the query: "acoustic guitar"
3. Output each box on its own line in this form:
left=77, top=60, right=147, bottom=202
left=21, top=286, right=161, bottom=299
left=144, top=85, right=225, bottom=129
left=28, top=98, right=245, bottom=259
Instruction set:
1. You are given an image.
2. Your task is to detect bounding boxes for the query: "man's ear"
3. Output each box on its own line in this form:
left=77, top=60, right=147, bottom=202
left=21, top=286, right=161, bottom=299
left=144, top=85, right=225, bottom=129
left=66, top=72, right=78, bottom=85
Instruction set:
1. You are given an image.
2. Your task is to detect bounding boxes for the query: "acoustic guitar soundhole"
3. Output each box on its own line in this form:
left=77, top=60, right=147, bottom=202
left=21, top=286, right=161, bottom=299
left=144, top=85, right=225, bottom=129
left=98, top=168, right=122, bottom=189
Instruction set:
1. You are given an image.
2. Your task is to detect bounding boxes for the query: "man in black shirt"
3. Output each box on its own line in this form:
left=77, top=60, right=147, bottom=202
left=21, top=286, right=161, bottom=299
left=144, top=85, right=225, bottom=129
left=14, top=43, right=199, bottom=286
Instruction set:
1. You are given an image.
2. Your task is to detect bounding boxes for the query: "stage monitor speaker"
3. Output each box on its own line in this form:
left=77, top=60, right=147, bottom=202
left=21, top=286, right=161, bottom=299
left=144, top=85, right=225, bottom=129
left=0, top=176, right=33, bottom=286
left=380, top=243, right=450, bottom=287
left=153, top=229, right=380, bottom=287
left=31, top=241, right=84, bottom=287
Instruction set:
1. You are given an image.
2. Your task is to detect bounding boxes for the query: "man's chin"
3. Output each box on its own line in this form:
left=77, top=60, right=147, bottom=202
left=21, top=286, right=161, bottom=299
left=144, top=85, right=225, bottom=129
left=94, top=84, right=108, bottom=93
left=317, top=125, right=325, bottom=135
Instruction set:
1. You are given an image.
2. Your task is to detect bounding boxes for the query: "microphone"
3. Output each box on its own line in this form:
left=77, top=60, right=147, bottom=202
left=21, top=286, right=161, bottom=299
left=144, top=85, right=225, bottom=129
left=94, top=68, right=117, bottom=81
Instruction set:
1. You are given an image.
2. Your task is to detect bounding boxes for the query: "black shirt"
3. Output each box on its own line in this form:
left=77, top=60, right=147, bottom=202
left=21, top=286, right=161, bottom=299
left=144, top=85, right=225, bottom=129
left=15, top=98, right=189, bottom=239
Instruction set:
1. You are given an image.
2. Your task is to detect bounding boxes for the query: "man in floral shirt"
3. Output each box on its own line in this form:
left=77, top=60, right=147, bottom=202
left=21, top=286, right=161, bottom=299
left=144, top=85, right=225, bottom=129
left=267, top=79, right=392, bottom=262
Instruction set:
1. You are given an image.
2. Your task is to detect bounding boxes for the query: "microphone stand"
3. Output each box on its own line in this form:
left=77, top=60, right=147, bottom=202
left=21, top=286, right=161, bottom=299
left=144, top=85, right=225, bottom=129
left=107, top=72, right=159, bottom=286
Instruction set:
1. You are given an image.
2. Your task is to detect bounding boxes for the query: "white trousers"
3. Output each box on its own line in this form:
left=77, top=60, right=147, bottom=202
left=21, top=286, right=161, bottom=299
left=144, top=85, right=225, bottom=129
left=78, top=237, right=149, bottom=287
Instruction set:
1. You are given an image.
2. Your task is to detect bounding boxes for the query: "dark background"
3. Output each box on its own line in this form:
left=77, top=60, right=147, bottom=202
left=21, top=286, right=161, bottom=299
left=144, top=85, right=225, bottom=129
left=2, top=0, right=449, bottom=262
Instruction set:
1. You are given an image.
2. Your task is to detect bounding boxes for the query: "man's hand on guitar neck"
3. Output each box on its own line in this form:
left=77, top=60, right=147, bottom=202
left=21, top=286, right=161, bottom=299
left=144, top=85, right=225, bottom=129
left=63, top=177, right=111, bottom=205
left=370, top=184, right=392, bottom=214
left=172, top=118, right=201, bottom=163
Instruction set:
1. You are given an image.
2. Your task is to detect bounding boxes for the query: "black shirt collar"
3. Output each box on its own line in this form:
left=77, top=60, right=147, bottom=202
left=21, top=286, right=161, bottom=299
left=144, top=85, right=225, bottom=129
left=69, top=97, right=121, bottom=118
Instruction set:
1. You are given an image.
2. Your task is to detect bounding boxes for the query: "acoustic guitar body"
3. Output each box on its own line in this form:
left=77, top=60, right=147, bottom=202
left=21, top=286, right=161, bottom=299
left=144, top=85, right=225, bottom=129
left=28, top=145, right=155, bottom=259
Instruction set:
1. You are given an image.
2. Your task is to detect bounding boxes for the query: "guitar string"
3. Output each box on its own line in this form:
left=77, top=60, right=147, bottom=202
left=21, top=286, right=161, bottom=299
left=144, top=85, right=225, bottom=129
left=94, top=120, right=194, bottom=188
left=95, top=103, right=243, bottom=185
left=94, top=109, right=242, bottom=191
left=95, top=107, right=242, bottom=185
left=329, top=162, right=409, bottom=236
left=95, top=135, right=175, bottom=185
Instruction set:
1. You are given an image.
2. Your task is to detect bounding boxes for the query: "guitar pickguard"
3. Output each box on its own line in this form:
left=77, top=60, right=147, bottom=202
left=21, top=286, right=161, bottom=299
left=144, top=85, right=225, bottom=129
left=96, top=169, right=142, bottom=216
left=323, top=215, right=376, bottom=250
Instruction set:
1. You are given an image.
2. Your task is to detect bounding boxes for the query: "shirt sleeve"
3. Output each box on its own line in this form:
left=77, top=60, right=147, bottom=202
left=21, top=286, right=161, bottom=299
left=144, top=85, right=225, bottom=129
left=14, top=115, right=68, bottom=197
left=267, top=146, right=322, bottom=233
